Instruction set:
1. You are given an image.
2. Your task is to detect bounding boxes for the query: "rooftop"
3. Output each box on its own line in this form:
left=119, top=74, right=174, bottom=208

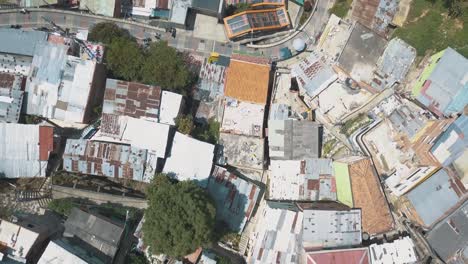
left=317, top=14, right=353, bottom=61
left=268, top=119, right=321, bottom=160
left=221, top=99, right=265, bottom=137
left=163, top=132, right=215, bottom=188
left=302, top=209, right=362, bottom=250
left=159, top=91, right=182, bottom=126
left=63, top=139, right=148, bottom=181
left=369, top=237, right=418, bottom=264
left=223, top=7, right=290, bottom=39
left=0, top=123, right=53, bottom=178
left=0, top=73, right=24, bottom=123
left=351, top=0, right=398, bottom=36
left=0, top=28, right=48, bottom=56
left=225, top=0, right=285, bottom=6
left=103, top=78, right=161, bottom=123
left=387, top=103, right=431, bottom=140
left=195, top=58, right=226, bottom=102
left=426, top=200, right=468, bottom=263
left=305, top=248, right=370, bottom=264
left=0, top=219, right=40, bottom=261
left=268, top=159, right=336, bottom=201
left=92, top=115, right=170, bottom=159
left=248, top=206, right=303, bottom=264
left=406, top=168, right=466, bottom=227
left=291, top=51, right=337, bottom=99
left=385, top=166, right=439, bottom=197
left=169, top=0, right=192, bottom=24
left=64, top=208, right=124, bottom=260
left=26, top=43, right=97, bottom=123
left=38, top=240, right=89, bottom=264
left=80, top=0, right=118, bottom=17
left=338, top=156, right=394, bottom=235
left=338, top=23, right=387, bottom=85
left=224, top=56, right=270, bottom=104
left=431, top=114, right=468, bottom=166
left=206, top=166, right=260, bottom=232
left=218, top=132, right=264, bottom=170
left=0, top=53, right=32, bottom=75
left=412, top=47, right=468, bottom=117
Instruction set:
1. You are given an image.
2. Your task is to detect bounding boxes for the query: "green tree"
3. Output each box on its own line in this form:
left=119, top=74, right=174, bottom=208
left=88, top=22, right=133, bottom=44
left=106, top=37, right=143, bottom=81
left=141, top=42, right=192, bottom=93
left=142, top=175, right=216, bottom=258
left=126, top=252, right=150, bottom=264
left=192, top=119, right=220, bottom=144
left=175, top=114, right=194, bottom=135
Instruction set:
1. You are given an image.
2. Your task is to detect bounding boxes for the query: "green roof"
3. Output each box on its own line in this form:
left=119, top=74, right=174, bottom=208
left=334, top=162, right=353, bottom=207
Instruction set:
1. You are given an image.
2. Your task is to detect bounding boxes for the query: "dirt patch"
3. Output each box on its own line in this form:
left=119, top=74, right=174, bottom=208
left=409, top=9, right=429, bottom=23
left=454, top=18, right=464, bottom=30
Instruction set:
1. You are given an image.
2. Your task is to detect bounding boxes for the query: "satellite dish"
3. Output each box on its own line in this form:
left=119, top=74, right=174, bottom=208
left=293, top=38, right=306, bottom=52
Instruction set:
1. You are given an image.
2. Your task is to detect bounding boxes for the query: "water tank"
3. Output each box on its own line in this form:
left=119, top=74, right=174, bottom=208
left=293, top=38, right=306, bottom=52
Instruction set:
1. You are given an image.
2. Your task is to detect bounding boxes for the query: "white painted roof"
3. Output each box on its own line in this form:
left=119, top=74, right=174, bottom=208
left=38, top=241, right=87, bottom=264
left=369, top=237, right=418, bottom=264
left=221, top=99, right=264, bottom=137
left=163, top=132, right=214, bottom=188
left=159, top=91, right=182, bottom=126
left=385, top=166, right=438, bottom=197
left=0, top=220, right=39, bottom=260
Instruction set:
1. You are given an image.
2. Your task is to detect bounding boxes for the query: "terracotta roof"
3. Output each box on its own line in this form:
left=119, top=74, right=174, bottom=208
left=348, top=157, right=394, bottom=235
left=224, top=58, right=270, bottom=104
left=39, top=126, right=54, bottom=161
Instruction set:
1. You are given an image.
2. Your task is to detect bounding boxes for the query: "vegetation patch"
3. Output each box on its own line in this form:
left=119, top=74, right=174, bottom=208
left=329, top=0, right=352, bottom=18
left=340, top=113, right=372, bottom=136
left=393, top=0, right=468, bottom=57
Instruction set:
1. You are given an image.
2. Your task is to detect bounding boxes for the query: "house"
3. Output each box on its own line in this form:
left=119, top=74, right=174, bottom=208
left=63, top=139, right=149, bottom=182
left=302, top=209, right=362, bottom=251
left=163, top=132, right=215, bottom=188
left=333, top=157, right=394, bottom=235
left=0, top=29, right=48, bottom=76
left=195, top=58, right=227, bottom=102
left=268, top=159, right=336, bottom=201
left=223, top=7, right=290, bottom=39
left=385, top=166, right=439, bottom=197
left=26, top=42, right=105, bottom=126
left=63, top=208, right=124, bottom=264
left=369, top=237, right=418, bottom=264
left=0, top=123, right=53, bottom=178
left=206, top=166, right=260, bottom=232
left=268, top=120, right=321, bottom=160
left=224, top=54, right=271, bottom=105
left=220, top=99, right=265, bottom=137
left=291, top=51, right=337, bottom=100
left=247, top=205, right=303, bottom=264
left=412, top=47, right=468, bottom=117
left=102, top=79, right=162, bottom=123
left=426, top=201, right=468, bottom=264
left=0, top=73, right=24, bottom=123
left=159, top=91, right=183, bottom=126
left=79, top=0, right=121, bottom=17
left=0, top=217, right=53, bottom=263
left=402, top=167, right=467, bottom=228
left=304, top=248, right=370, bottom=264
left=351, top=0, right=398, bottom=36
left=38, top=239, right=103, bottom=264
left=218, top=132, right=264, bottom=170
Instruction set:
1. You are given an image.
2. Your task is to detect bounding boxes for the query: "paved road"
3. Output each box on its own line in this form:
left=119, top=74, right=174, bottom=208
left=0, top=5, right=331, bottom=60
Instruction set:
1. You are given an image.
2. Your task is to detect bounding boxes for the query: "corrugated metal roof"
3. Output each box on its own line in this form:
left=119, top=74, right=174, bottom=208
left=63, top=139, right=148, bottom=181
left=413, top=48, right=468, bottom=117
left=248, top=206, right=302, bottom=264
left=207, top=166, right=260, bottom=232
left=388, top=104, right=428, bottom=139
left=103, top=79, right=162, bottom=123
left=169, top=0, right=191, bottom=24
left=407, top=168, right=466, bottom=227
left=431, top=114, right=468, bottom=166
left=269, top=159, right=336, bottom=201
left=0, top=29, right=48, bottom=57
left=195, top=59, right=226, bottom=102
left=0, top=73, right=24, bottom=123
left=426, top=201, right=468, bottom=263
left=302, top=209, right=362, bottom=250
left=291, top=51, right=337, bottom=99
left=0, top=123, right=49, bottom=178
left=268, top=120, right=320, bottom=159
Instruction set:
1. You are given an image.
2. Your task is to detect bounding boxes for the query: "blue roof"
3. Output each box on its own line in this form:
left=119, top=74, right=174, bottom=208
left=0, top=29, right=48, bottom=56
left=431, top=114, right=468, bottom=166
left=416, top=48, right=468, bottom=117
left=407, top=168, right=462, bottom=226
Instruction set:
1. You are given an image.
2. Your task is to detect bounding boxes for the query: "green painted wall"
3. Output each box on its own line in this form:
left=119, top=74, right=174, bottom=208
left=333, top=162, right=353, bottom=207
left=411, top=49, right=446, bottom=96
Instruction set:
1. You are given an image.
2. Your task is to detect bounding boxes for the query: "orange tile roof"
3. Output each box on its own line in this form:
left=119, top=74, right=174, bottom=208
left=348, top=157, right=394, bottom=235
left=224, top=58, right=271, bottom=104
